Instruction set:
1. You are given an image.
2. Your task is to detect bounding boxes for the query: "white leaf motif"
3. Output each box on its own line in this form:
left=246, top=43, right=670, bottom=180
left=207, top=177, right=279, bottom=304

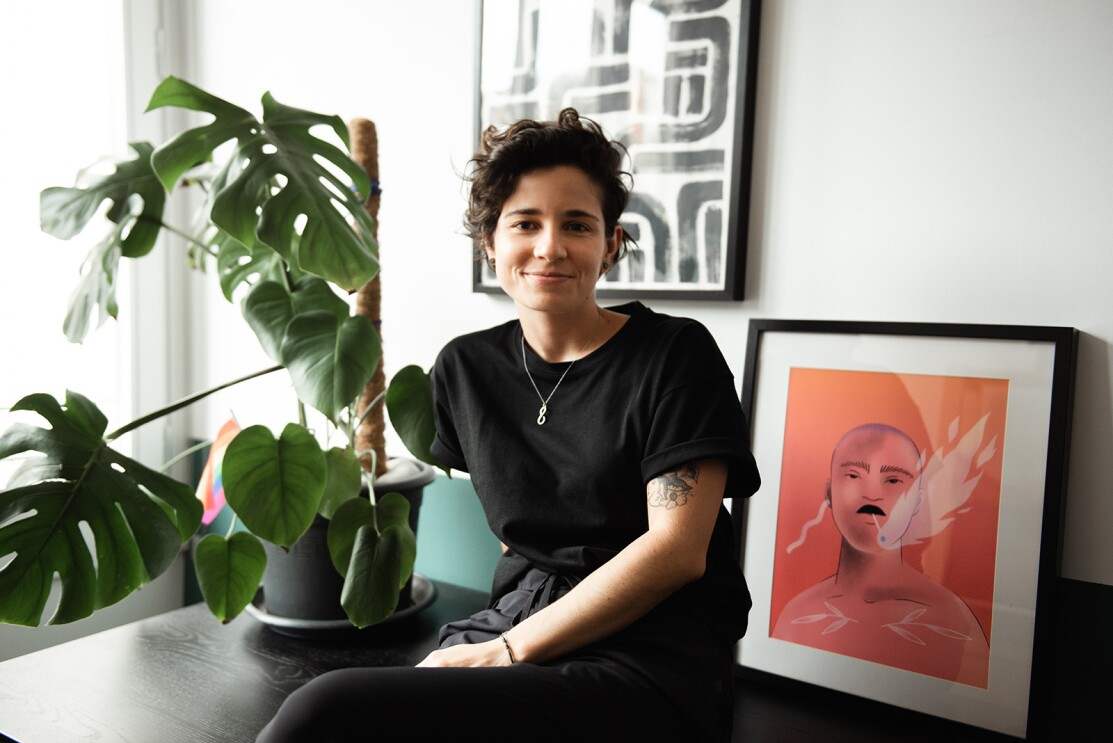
left=822, top=618, right=852, bottom=635
left=886, top=624, right=926, bottom=645
left=924, top=624, right=973, bottom=641
left=899, top=608, right=927, bottom=624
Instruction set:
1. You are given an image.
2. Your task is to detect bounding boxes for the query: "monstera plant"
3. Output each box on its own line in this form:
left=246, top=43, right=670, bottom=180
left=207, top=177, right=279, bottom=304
left=0, top=76, right=439, bottom=630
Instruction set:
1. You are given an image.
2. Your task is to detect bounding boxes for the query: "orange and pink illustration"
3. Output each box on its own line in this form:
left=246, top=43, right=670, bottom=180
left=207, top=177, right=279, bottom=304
left=769, top=368, right=1008, bottom=688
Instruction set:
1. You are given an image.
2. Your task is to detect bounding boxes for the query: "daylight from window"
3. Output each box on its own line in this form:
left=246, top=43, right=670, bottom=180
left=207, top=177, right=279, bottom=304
left=0, top=1, right=131, bottom=485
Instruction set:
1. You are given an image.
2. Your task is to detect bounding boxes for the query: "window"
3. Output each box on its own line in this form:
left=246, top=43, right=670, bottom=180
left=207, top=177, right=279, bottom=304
left=0, top=1, right=132, bottom=483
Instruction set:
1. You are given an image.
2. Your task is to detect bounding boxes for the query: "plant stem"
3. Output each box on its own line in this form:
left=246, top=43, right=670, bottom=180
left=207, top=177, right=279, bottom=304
left=135, top=214, right=218, bottom=258
left=356, top=390, right=386, bottom=428
left=160, top=439, right=213, bottom=473
left=106, top=365, right=283, bottom=441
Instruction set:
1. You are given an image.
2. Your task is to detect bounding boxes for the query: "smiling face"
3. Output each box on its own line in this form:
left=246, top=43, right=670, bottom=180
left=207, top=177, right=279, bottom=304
left=486, top=165, right=620, bottom=318
left=826, top=425, right=922, bottom=553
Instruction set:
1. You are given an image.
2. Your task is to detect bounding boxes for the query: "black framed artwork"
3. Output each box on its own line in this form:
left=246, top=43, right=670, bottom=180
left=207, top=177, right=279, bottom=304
left=733, top=318, right=1078, bottom=739
left=474, top=0, right=761, bottom=300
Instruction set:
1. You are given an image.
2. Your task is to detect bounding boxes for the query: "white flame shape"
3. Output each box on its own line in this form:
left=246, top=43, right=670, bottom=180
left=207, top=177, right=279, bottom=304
left=886, top=414, right=994, bottom=548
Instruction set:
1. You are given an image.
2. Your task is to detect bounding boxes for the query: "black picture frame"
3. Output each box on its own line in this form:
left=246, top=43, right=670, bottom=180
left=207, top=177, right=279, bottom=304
left=733, top=318, right=1077, bottom=739
left=473, top=0, right=761, bottom=300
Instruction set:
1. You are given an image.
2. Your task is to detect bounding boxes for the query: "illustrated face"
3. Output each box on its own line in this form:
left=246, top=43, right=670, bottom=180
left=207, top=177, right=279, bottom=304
left=487, top=165, right=619, bottom=317
left=827, top=426, right=922, bottom=553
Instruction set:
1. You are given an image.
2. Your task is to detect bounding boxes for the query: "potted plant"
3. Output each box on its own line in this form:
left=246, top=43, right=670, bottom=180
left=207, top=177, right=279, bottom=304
left=0, top=76, right=440, bottom=630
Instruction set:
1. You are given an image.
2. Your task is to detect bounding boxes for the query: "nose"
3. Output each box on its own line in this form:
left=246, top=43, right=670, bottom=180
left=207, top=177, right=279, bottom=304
left=862, top=488, right=883, bottom=502
left=533, top=225, right=566, bottom=262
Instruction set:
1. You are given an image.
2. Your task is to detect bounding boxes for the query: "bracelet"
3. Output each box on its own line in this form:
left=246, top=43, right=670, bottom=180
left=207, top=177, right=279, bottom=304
left=499, top=632, right=517, bottom=664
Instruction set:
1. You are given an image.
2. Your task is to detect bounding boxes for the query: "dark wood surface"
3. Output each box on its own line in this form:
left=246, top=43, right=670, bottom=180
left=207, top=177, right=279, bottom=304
left=0, top=581, right=488, bottom=743
left=3, top=577, right=1091, bottom=742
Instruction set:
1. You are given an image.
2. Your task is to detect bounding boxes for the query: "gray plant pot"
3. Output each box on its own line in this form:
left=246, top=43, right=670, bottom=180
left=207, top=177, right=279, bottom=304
left=260, top=458, right=436, bottom=622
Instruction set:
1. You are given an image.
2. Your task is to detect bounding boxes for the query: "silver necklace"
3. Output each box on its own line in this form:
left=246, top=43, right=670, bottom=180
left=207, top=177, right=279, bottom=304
left=521, top=313, right=602, bottom=426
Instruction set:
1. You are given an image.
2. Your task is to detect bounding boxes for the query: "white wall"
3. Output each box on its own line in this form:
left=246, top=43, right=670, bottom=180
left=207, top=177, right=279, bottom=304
left=171, top=0, right=1113, bottom=585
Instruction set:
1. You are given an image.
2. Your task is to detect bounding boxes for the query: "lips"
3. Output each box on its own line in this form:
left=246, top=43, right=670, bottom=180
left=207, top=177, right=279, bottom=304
left=857, top=505, right=886, bottom=516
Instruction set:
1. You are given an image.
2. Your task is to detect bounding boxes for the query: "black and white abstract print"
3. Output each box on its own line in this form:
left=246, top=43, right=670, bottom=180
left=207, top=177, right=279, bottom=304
left=478, top=0, right=756, bottom=298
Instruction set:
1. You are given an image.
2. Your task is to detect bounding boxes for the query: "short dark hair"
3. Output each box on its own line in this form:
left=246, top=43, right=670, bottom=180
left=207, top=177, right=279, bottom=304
left=463, top=108, right=635, bottom=262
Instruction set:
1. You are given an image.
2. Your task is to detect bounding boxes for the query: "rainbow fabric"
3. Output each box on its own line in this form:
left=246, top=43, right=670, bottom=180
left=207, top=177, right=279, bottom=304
left=195, top=419, right=240, bottom=526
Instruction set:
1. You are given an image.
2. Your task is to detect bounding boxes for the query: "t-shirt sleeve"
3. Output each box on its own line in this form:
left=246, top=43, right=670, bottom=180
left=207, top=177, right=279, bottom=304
left=639, top=322, right=760, bottom=499
left=429, top=345, right=469, bottom=473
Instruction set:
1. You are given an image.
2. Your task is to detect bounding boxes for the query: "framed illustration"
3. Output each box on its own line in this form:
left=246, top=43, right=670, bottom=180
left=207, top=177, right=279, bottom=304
left=734, top=319, right=1077, bottom=739
left=474, top=0, right=761, bottom=300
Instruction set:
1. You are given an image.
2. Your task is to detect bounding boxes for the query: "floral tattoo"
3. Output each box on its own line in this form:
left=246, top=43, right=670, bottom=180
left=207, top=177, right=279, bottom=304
left=648, top=463, right=700, bottom=510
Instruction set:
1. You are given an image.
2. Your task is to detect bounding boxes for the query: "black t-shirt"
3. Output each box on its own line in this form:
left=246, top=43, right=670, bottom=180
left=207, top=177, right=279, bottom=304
left=430, top=301, right=759, bottom=644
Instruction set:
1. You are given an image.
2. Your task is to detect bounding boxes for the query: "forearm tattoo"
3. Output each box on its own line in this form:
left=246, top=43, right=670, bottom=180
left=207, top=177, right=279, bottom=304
left=648, top=462, right=700, bottom=510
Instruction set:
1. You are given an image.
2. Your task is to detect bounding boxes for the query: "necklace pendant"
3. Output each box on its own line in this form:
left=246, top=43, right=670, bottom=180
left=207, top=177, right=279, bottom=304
left=537, top=403, right=548, bottom=426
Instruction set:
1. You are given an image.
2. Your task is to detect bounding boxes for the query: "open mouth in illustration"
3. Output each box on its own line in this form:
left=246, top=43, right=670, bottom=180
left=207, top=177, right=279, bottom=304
left=857, top=505, right=886, bottom=516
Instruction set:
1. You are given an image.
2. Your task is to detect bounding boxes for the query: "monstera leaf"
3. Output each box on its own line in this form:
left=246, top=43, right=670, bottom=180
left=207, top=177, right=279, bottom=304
left=242, top=277, right=352, bottom=364
left=386, top=366, right=444, bottom=473
left=61, top=221, right=125, bottom=343
left=281, top=311, right=382, bottom=422
left=317, top=446, right=363, bottom=520
left=193, top=531, right=267, bottom=623
left=146, top=76, right=379, bottom=290
left=40, top=141, right=166, bottom=259
left=40, top=142, right=167, bottom=343
left=212, top=226, right=287, bottom=301
left=0, top=392, right=202, bottom=626
left=221, top=423, right=327, bottom=549
left=327, top=493, right=416, bottom=628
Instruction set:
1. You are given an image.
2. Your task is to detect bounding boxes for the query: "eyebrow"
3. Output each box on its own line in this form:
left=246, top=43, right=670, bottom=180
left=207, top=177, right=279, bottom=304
left=503, top=207, right=601, bottom=222
left=839, top=460, right=870, bottom=472
left=879, top=464, right=916, bottom=478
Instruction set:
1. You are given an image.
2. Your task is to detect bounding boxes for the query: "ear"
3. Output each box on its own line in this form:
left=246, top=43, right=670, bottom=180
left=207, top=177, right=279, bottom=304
left=484, top=241, right=495, bottom=268
left=610, top=224, right=623, bottom=257
left=602, top=225, right=623, bottom=272
left=825, top=482, right=832, bottom=507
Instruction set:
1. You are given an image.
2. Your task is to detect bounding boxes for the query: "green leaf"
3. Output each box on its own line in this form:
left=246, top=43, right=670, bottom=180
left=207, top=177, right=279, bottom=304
left=281, top=311, right=381, bottom=422
left=290, top=277, right=351, bottom=322
left=326, top=497, right=373, bottom=577
left=147, top=76, right=380, bottom=290
left=0, top=392, right=202, bottom=626
left=375, top=491, right=412, bottom=534
left=341, top=524, right=415, bottom=628
left=146, top=78, right=257, bottom=192
left=215, top=231, right=286, bottom=302
left=242, top=278, right=355, bottom=366
left=386, top=366, right=444, bottom=472
left=193, top=532, right=267, bottom=623
left=222, top=424, right=327, bottom=548
left=241, top=281, right=294, bottom=363
left=317, top=446, right=362, bottom=520
left=62, top=223, right=124, bottom=343
left=327, top=493, right=415, bottom=601
left=40, top=141, right=166, bottom=259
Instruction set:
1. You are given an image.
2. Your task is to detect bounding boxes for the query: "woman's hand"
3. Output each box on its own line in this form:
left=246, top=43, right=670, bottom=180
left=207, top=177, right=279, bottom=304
left=416, top=638, right=512, bottom=668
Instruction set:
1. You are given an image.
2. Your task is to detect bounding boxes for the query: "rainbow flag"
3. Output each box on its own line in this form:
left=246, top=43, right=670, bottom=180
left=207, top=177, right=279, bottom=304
left=195, top=419, right=240, bottom=526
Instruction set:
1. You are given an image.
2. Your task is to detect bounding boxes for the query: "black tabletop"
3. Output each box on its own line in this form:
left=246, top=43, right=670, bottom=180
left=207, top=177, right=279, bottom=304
left=0, top=580, right=488, bottom=743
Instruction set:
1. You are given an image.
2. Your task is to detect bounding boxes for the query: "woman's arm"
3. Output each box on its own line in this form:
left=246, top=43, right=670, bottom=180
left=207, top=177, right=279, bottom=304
left=416, top=457, right=728, bottom=667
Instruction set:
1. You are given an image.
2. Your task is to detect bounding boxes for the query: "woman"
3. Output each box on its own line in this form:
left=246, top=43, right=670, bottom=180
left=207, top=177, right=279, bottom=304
left=258, top=109, right=759, bottom=742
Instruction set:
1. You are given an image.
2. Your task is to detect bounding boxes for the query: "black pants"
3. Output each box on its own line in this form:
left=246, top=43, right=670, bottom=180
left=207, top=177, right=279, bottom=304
left=255, top=658, right=701, bottom=742
left=257, top=570, right=732, bottom=742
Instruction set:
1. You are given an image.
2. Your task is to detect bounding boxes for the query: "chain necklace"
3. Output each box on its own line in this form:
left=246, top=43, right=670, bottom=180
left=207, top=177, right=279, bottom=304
left=521, top=312, right=602, bottom=426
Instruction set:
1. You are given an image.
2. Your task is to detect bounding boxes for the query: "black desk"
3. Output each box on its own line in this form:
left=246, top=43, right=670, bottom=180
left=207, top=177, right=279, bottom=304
left=0, top=581, right=488, bottom=743
left=0, top=581, right=1043, bottom=743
